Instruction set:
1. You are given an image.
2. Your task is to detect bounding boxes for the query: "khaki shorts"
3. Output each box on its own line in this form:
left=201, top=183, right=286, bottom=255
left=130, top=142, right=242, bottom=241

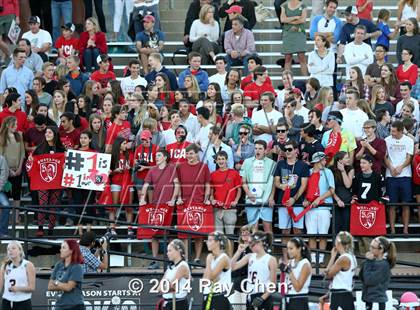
left=0, top=15, right=15, bottom=37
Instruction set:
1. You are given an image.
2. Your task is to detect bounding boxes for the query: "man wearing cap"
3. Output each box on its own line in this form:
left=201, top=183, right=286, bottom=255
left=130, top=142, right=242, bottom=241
left=304, top=151, right=334, bottom=266
left=51, top=0, right=73, bottom=43
left=0, top=48, right=34, bottom=109
left=321, top=111, right=357, bottom=164
left=354, top=119, right=386, bottom=174
left=336, top=6, right=380, bottom=64
left=135, top=14, right=165, bottom=75
left=0, top=0, right=19, bottom=66
left=309, top=0, right=343, bottom=53
left=16, top=38, right=44, bottom=77
left=219, top=1, right=256, bottom=32
left=224, top=15, right=256, bottom=75
left=343, top=25, right=374, bottom=80
left=22, top=16, right=53, bottom=62
left=91, top=54, right=116, bottom=93
left=55, top=23, right=79, bottom=65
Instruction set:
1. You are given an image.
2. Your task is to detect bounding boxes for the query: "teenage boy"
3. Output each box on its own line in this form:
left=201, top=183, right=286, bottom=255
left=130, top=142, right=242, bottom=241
left=55, top=23, right=79, bottom=65
left=120, top=59, right=147, bottom=96
left=178, top=52, right=209, bottom=93
left=91, top=54, right=116, bottom=93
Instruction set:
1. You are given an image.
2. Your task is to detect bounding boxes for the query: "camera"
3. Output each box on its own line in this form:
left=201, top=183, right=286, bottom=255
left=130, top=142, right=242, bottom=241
left=94, top=233, right=110, bottom=248
left=279, top=262, right=291, bottom=273
left=135, top=159, right=149, bottom=171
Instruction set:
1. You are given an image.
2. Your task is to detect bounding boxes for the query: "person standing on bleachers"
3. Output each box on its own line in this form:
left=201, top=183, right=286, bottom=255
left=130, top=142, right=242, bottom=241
left=0, top=154, right=10, bottom=237
left=218, top=0, right=256, bottom=32
left=224, top=15, right=256, bottom=75
left=336, top=6, right=381, bottom=65
left=308, top=34, right=335, bottom=88
left=396, top=18, right=420, bottom=67
left=0, top=0, right=19, bottom=67
left=83, top=0, right=107, bottom=33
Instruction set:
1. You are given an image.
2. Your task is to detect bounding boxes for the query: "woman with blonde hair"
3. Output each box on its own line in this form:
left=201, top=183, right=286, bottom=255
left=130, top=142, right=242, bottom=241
left=322, top=231, right=357, bottom=310
left=314, top=86, right=334, bottom=113
left=204, top=99, right=222, bottom=127
left=49, top=90, right=68, bottom=126
left=189, top=4, right=220, bottom=64
left=128, top=93, right=147, bottom=137
left=0, top=241, right=36, bottom=309
left=82, top=80, right=101, bottom=112
left=0, top=116, right=25, bottom=225
left=78, top=17, right=108, bottom=73
left=360, top=236, right=397, bottom=310
left=370, top=84, right=395, bottom=115
left=183, top=75, right=203, bottom=105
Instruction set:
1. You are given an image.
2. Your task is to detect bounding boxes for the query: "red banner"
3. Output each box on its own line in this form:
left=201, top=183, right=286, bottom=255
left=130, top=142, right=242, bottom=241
left=413, top=154, right=420, bottom=185
left=350, top=200, right=386, bottom=236
left=137, top=204, right=174, bottom=239
left=28, top=153, right=65, bottom=190
left=177, top=203, right=214, bottom=238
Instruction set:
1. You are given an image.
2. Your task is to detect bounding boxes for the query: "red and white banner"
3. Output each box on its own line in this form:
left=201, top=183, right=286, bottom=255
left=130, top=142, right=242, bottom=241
left=137, top=204, right=174, bottom=239
left=177, top=203, right=214, bottom=238
left=350, top=200, right=386, bottom=236
left=27, top=153, right=65, bottom=190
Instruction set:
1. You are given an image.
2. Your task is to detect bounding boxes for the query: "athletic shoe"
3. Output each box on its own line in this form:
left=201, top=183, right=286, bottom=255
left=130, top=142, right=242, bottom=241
left=148, top=261, right=160, bottom=270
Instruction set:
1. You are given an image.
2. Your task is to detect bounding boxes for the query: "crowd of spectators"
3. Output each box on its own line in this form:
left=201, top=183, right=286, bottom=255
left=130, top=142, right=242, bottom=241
left=0, top=0, right=419, bottom=267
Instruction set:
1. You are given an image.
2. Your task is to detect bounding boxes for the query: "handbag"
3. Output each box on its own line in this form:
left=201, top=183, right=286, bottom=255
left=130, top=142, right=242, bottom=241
left=255, top=1, right=273, bottom=23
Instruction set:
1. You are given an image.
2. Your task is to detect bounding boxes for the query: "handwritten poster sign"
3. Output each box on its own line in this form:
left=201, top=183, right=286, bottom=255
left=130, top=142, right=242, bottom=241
left=62, top=150, right=111, bottom=191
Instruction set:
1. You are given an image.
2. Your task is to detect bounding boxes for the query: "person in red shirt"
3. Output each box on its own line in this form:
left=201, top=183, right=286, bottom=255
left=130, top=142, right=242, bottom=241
left=0, top=93, right=28, bottom=133
left=396, top=48, right=418, bottom=86
left=110, top=136, right=135, bottom=238
left=78, top=17, right=108, bottom=73
left=240, top=55, right=273, bottom=90
left=166, top=125, right=191, bottom=164
left=55, top=23, right=79, bottom=65
left=133, top=130, right=158, bottom=198
left=139, top=148, right=179, bottom=269
left=356, top=0, right=373, bottom=20
left=176, top=143, right=211, bottom=264
left=90, top=54, right=116, bottom=94
left=210, top=150, right=242, bottom=235
left=105, top=104, right=131, bottom=153
left=243, top=66, right=276, bottom=112
left=59, top=112, right=80, bottom=150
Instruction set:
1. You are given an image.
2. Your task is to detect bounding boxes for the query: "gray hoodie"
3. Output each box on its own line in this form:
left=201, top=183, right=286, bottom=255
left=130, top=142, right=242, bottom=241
left=360, top=258, right=391, bottom=303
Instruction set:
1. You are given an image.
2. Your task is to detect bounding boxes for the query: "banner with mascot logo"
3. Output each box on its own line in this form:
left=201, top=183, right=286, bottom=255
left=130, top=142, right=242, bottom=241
left=177, top=203, right=214, bottom=238
left=27, top=153, right=65, bottom=190
left=137, top=204, right=174, bottom=239
left=350, top=200, right=386, bottom=236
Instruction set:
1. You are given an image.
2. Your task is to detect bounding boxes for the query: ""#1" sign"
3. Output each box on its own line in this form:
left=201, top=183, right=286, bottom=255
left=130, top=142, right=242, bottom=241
left=62, top=150, right=111, bottom=191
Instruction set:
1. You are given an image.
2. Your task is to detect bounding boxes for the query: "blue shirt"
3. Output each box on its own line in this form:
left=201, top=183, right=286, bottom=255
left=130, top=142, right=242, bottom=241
left=376, top=22, right=391, bottom=48
left=309, top=15, right=343, bottom=43
left=178, top=67, right=209, bottom=93
left=145, top=66, right=178, bottom=90
left=309, top=167, right=335, bottom=209
left=65, top=72, right=89, bottom=96
left=0, top=64, right=34, bottom=110
left=135, top=30, right=165, bottom=48
left=339, top=19, right=378, bottom=46
left=274, top=160, right=310, bottom=204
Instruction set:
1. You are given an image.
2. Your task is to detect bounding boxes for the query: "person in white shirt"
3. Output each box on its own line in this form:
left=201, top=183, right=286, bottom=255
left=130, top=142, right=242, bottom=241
left=189, top=4, right=220, bottom=65
left=203, top=126, right=234, bottom=172
left=195, top=106, right=213, bottom=153
left=120, top=59, right=147, bottom=96
left=308, top=34, right=335, bottom=87
left=179, top=100, right=200, bottom=141
left=343, top=25, right=374, bottom=80
left=384, top=120, right=414, bottom=234
left=22, top=16, right=52, bottom=62
left=341, top=88, right=369, bottom=139
left=209, top=56, right=228, bottom=89
left=252, top=92, right=283, bottom=143
left=395, top=81, right=419, bottom=120
left=291, top=88, right=310, bottom=122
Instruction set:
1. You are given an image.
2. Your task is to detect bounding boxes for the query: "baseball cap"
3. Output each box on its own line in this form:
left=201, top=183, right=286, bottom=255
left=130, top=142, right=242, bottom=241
left=226, top=5, right=242, bottom=14
left=311, top=152, right=326, bottom=163
left=28, top=16, right=41, bottom=24
left=96, top=54, right=112, bottom=65
left=143, top=15, right=155, bottom=23
left=342, top=6, right=358, bottom=16
left=292, top=88, right=303, bottom=97
left=140, top=130, right=153, bottom=140
left=326, top=111, right=343, bottom=124
left=61, top=23, right=76, bottom=32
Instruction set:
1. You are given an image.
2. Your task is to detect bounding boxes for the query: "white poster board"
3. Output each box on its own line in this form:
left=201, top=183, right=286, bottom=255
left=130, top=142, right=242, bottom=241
left=8, top=19, right=21, bottom=45
left=62, top=150, right=111, bottom=191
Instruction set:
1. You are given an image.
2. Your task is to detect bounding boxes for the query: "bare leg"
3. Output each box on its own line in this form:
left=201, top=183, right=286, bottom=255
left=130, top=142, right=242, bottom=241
left=281, top=229, right=290, bottom=261
left=194, top=238, right=203, bottom=261
left=402, top=206, right=410, bottom=234
left=151, top=238, right=159, bottom=257
left=417, top=195, right=420, bottom=223
left=140, top=53, right=150, bottom=74
left=284, top=54, right=293, bottom=71
left=262, top=221, right=272, bottom=233
left=389, top=207, right=396, bottom=234
left=297, top=52, right=309, bottom=76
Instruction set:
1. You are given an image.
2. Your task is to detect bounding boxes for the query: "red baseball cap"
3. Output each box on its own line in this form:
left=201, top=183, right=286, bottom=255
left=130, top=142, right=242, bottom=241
left=140, top=130, right=153, bottom=140
left=225, top=5, right=242, bottom=14
left=292, top=88, right=303, bottom=97
left=143, top=15, right=155, bottom=23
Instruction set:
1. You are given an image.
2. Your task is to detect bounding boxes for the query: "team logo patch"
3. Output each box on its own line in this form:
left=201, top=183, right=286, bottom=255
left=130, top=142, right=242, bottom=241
left=185, top=205, right=205, bottom=231
left=39, top=158, right=59, bottom=183
left=358, top=205, right=377, bottom=229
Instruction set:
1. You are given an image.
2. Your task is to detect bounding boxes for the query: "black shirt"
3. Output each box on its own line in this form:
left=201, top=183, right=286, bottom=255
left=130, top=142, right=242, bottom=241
left=298, top=139, right=324, bottom=164
left=353, top=171, right=382, bottom=204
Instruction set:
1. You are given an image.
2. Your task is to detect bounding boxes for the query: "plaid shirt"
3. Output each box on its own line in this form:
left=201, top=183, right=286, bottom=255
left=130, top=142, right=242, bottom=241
left=80, top=246, right=101, bottom=273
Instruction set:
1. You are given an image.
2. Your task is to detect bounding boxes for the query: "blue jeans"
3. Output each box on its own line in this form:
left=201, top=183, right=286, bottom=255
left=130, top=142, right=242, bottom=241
left=0, top=192, right=10, bottom=235
left=51, top=0, right=73, bottom=43
left=226, top=53, right=255, bottom=75
left=83, top=48, right=100, bottom=72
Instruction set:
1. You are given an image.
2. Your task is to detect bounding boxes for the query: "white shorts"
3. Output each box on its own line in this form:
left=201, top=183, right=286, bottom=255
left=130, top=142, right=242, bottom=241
left=110, top=184, right=135, bottom=192
left=305, top=209, right=331, bottom=234
left=278, top=207, right=304, bottom=230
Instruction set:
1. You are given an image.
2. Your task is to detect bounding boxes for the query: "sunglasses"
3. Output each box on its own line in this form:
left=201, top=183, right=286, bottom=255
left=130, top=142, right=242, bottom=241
left=285, top=148, right=294, bottom=152
left=324, top=19, right=330, bottom=28
left=277, top=129, right=287, bottom=133
left=239, top=131, right=249, bottom=135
